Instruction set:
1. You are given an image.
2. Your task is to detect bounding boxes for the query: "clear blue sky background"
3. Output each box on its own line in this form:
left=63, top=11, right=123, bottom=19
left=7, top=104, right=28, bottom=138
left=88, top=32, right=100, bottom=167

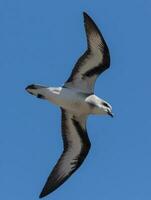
left=1, top=0, right=151, bottom=199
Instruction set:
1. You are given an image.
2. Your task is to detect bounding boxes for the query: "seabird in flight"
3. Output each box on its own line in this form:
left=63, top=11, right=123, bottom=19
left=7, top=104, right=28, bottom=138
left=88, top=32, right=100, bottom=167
left=26, top=12, right=113, bottom=198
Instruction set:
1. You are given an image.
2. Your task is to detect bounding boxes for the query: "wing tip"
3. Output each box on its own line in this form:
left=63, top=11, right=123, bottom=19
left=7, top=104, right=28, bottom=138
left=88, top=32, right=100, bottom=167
left=83, top=12, right=92, bottom=22
left=39, top=193, right=44, bottom=199
left=39, top=186, right=51, bottom=199
left=83, top=11, right=88, bottom=17
left=39, top=184, right=55, bottom=198
left=39, top=188, right=46, bottom=198
left=39, top=190, right=48, bottom=199
left=39, top=193, right=44, bottom=198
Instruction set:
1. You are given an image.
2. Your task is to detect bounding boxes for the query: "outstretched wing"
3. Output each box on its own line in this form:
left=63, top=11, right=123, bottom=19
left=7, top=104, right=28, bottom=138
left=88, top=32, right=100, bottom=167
left=39, top=109, right=91, bottom=198
left=64, top=12, right=110, bottom=93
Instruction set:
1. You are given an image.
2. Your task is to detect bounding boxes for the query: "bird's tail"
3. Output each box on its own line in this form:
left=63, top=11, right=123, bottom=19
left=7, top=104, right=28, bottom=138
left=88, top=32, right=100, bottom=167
left=25, top=84, right=48, bottom=99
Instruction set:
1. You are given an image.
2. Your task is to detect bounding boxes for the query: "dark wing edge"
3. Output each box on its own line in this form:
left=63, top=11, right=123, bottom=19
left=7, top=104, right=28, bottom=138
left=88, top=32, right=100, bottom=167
left=39, top=109, right=91, bottom=198
left=64, top=12, right=110, bottom=89
left=83, top=12, right=110, bottom=68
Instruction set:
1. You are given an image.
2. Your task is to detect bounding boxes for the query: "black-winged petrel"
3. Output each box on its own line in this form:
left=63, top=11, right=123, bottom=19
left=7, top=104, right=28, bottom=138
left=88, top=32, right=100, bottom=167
left=26, top=12, right=113, bottom=198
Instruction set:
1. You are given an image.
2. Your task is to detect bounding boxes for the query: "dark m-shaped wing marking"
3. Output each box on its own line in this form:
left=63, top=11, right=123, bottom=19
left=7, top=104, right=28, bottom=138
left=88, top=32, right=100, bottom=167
left=64, top=12, right=110, bottom=93
left=39, top=109, right=91, bottom=198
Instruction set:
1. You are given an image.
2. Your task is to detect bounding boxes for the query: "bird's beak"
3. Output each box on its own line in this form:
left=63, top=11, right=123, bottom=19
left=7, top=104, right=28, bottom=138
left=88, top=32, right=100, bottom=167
left=107, top=110, right=114, bottom=118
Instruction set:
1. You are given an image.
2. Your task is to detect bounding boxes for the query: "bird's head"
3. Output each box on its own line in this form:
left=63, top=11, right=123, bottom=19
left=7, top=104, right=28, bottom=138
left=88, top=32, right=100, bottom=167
left=100, top=101, right=114, bottom=117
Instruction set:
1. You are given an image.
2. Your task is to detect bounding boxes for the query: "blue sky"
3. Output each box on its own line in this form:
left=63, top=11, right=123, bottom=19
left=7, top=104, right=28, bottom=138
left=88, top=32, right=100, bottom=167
left=1, top=0, right=151, bottom=199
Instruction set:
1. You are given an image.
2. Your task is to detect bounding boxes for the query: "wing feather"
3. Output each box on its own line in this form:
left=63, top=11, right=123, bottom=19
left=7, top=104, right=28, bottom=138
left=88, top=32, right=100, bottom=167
left=39, top=109, right=91, bottom=198
left=64, top=12, right=110, bottom=93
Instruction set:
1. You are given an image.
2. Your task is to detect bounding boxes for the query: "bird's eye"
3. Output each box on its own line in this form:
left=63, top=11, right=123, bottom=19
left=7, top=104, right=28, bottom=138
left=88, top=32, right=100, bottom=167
left=102, top=102, right=110, bottom=108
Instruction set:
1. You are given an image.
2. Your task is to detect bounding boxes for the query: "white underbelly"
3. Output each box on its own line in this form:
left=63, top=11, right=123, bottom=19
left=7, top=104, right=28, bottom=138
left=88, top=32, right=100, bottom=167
left=59, top=99, right=90, bottom=115
left=46, top=87, right=91, bottom=115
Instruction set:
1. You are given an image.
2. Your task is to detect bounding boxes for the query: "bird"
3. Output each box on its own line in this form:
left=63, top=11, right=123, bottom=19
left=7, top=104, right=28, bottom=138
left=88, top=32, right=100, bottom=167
left=26, top=12, right=113, bottom=198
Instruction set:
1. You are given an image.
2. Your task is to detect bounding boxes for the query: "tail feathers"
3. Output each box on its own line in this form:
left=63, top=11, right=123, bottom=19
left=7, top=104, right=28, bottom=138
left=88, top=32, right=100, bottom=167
left=25, top=84, right=48, bottom=99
